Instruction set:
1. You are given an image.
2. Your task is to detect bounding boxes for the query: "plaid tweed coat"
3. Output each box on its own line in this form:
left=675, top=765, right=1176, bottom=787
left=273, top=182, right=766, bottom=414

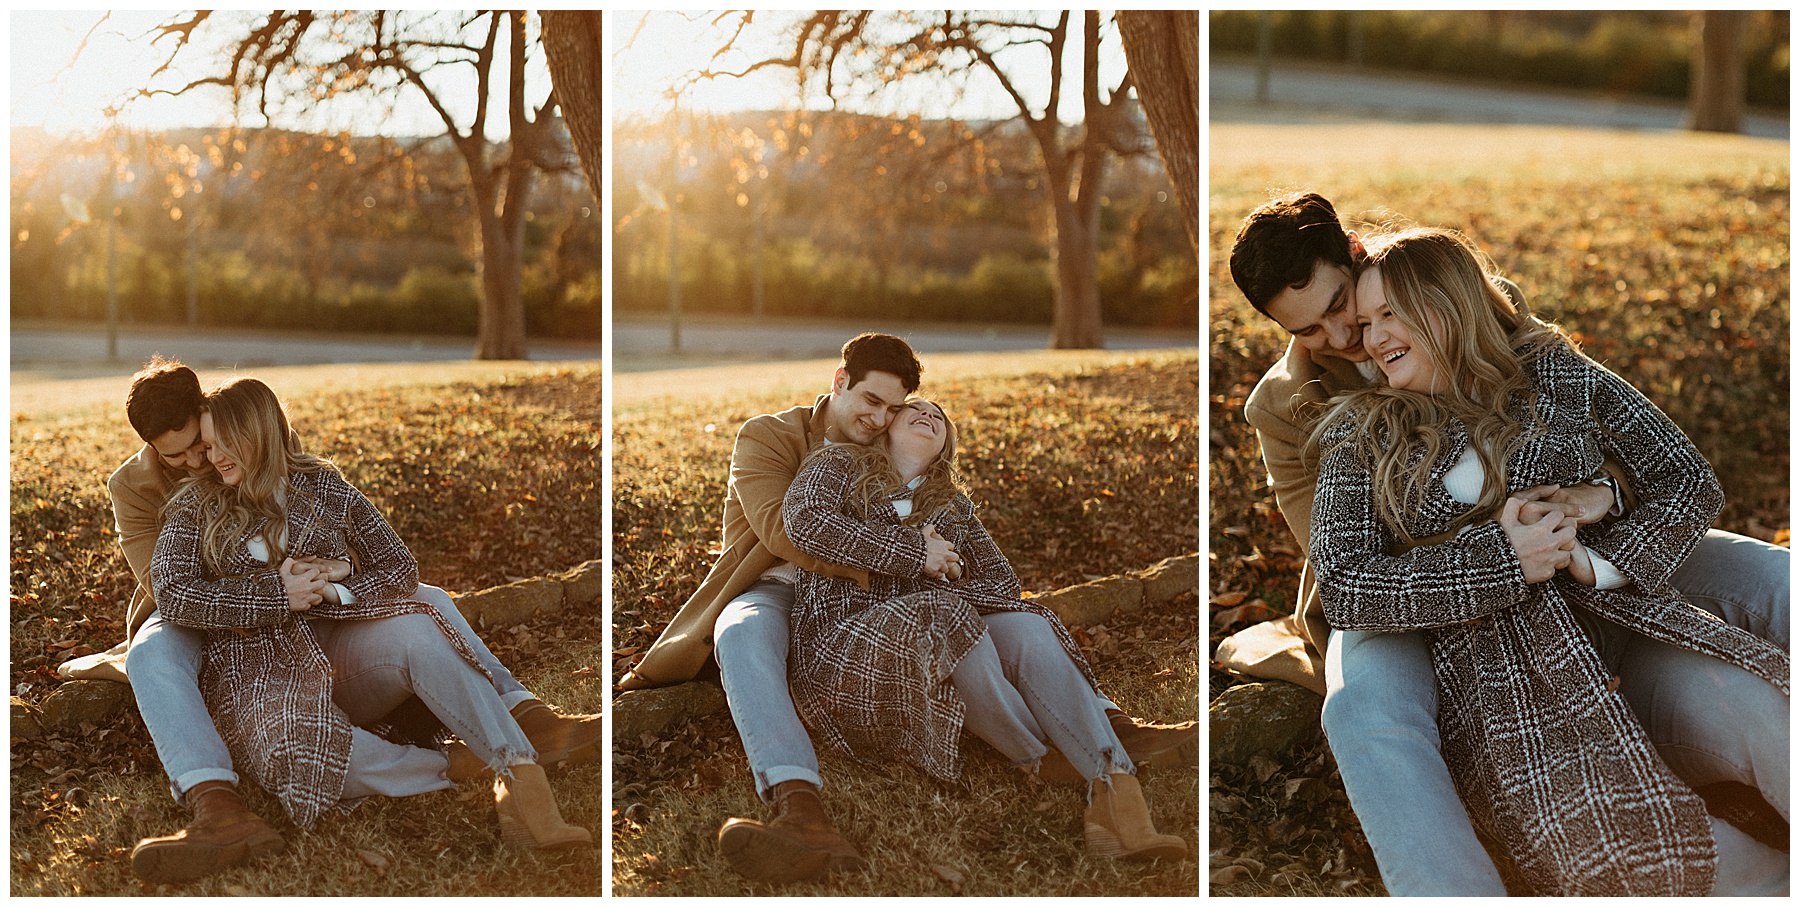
left=151, top=467, right=483, bottom=829
left=783, top=446, right=1098, bottom=782
left=1311, top=340, right=1789, bottom=896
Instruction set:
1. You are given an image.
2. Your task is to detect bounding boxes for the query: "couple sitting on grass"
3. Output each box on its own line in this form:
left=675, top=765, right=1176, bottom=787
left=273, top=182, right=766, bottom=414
left=67, top=359, right=603, bottom=882
left=1216, top=193, right=1789, bottom=895
left=619, top=333, right=1198, bottom=881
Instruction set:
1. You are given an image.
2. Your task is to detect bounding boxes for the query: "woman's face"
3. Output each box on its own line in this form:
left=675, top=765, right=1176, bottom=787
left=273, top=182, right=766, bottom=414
left=1357, top=266, right=1447, bottom=395
left=887, top=400, right=948, bottom=463
left=200, top=411, right=245, bottom=487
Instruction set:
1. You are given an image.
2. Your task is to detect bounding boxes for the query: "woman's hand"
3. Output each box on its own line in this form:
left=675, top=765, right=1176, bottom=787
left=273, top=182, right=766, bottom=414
left=1498, top=496, right=1576, bottom=584
left=280, top=557, right=327, bottom=612
left=292, top=556, right=352, bottom=582
left=1564, top=541, right=1597, bottom=587
left=921, top=524, right=961, bottom=579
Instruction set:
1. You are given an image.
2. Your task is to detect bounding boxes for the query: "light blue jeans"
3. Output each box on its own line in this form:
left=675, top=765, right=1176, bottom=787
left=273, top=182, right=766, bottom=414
left=128, top=584, right=532, bottom=800
left=1322, top=529, right=1790, bottom=896
left=953, top=611, right=1133, bottom=783
left=715, top=580, right=1124, bottom=801
left=310, top=610, right=536, bottom=798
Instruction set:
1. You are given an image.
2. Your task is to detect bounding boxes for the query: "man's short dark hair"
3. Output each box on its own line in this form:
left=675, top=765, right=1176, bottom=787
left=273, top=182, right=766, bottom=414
left=841, top=332, right=923, bottom=394
left=126, top=356, right=205, bottom=443
left=1230, top=192, right=1356, bottom=315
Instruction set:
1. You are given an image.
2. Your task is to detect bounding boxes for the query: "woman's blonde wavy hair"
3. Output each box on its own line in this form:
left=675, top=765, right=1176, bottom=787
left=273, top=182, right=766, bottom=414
left=806, top=399, right=968, bottom=527
left=1307, top=226, right=1571, bottom=543
left=164, top=377, right=334, bottom=575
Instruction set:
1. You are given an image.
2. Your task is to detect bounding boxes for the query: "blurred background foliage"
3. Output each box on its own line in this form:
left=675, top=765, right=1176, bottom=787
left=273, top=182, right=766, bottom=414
left=10, top=125, right=602, bottom=339
left=611, top=107, right=1197, bottom=330
left=1210, top=10, right=1789, bottom=109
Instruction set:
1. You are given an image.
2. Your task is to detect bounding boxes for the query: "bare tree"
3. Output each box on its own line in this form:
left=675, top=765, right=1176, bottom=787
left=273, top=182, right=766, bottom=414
left=1116, top=11, right=1197, bottom=253
left=704, top=10, right=1141, bottom=349
left=540, top=11, right=603, bottom=204
left=130, top=10, right=562, bottom=359
left=1685, top=10, right=1750, bottom=134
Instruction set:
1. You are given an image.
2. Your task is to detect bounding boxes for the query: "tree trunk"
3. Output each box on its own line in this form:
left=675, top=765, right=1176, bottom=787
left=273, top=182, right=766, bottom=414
left=473, top=177, right=531, bottom=360
left=540, top=11, right=604, bottom=204
left=1686, top=11, right=1749, bottom=134
left=1116, top=10, right=1199, bottom=252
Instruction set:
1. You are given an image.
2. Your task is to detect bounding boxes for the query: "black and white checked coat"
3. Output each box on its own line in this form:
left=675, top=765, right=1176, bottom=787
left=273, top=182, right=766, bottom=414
left=151, top=468, right=483, bottom=829
left=1311, top=339, right=1789, bottom=896
left=783, top=446, right=1099, bottom=782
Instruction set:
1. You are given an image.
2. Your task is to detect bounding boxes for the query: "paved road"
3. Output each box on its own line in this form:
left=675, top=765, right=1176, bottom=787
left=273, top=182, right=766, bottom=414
left=1211, top=59, right=1789, bottom=140
left=10, top=317, right=1195, bottom=383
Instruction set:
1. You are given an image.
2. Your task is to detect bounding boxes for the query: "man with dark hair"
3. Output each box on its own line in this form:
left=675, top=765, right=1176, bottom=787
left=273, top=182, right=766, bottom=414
left=620, top=332, right=1195, bottom=883
left=1218, top=192, right=1791, bottom=895
left=67, top=357, right=603, bottom=883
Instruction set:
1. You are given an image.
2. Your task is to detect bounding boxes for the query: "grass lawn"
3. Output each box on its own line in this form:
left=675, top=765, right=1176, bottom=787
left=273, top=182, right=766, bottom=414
left=612, top=350, right=1200, bottom=896
left=1208, top=123, right=1789, bottom=895
left=11, top=363, right=606, bottom=895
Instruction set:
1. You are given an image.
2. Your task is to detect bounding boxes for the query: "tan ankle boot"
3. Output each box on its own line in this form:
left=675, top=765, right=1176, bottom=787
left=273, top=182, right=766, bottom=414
left=494, top=763, right=592, bottom=850
left=131, top=781, right=285, bottom=882
left=717, top=780, right=865, bottom=882
left=511, top=701, right=603, bottom=767
left=1084, top=773, right=1186, bottom=861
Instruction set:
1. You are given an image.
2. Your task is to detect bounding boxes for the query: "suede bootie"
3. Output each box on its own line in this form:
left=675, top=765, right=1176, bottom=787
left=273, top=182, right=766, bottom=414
left=717, top=780, right=865, bottom=882
left=131, top=781, right=285, bottom=882
left=494, top=762, right=592, bottom=850
left=1083, top=773, right=1186, bottom=861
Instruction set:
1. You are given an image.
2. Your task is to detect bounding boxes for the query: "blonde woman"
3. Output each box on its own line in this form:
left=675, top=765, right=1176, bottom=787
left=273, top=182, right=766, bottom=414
left=1308, top=227, right=1789, bottom=895
left=150, top=377, right=589, bottom=849
left=780, top=399, right=1185, bottom=862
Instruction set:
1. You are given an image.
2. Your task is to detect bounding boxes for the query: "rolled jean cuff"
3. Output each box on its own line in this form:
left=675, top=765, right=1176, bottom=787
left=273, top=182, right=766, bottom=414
left=756, top=765, right=823, bottom=802
left=173, top=768, right=240, bottom=801
left=500, top=691, right=539, bottom=712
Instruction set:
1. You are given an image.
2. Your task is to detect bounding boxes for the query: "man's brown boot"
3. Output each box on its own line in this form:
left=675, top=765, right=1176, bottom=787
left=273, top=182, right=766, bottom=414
left=511, top=700, right=603, bottom=768
left=131, top=781, right=285, bottom=883
left=717, top=780, right=865, bottom=882
left=1036, top=712, right=1200, bottom=784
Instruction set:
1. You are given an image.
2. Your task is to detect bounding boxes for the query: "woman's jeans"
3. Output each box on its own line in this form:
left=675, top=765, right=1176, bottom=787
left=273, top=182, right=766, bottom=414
left=309, top=610, right=536, bottom=799
left=714, top=580, right=1126, bottom=801
left=127, top=584, right=530, bottom=800
left=1322, top=529, right=1789, bottom=896
left=951, top=611, right=1133, bottom=782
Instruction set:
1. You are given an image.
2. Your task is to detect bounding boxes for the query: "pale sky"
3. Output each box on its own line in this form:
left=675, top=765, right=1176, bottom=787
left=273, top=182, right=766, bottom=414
left=9, top=10, right=549, bottom=139
left=613, top=10, right=1129, bottom=123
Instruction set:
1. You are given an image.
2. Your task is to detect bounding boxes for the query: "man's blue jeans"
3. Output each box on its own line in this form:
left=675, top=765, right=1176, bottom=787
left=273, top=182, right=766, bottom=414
left=127, top=583, right=531, bottom=801
left=1323, top=529, right=1790, bottom=896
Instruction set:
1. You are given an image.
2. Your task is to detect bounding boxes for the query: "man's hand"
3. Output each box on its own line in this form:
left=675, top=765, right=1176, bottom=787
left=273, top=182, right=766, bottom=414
left=280, top=557, right=327, bottom=612
left=922, top=524, right=961, bottom=579
left=293, top=556, right=352, bottom=582
left=1498, top=496, right=1575, bottom=584
left=1513, top=482, right=1613, bottom=526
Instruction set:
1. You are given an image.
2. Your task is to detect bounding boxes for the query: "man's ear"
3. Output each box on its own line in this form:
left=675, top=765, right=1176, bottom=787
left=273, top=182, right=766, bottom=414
left=1348, top=230, right=1367, bottom=260
left=831, top=367, right=849, bottom=394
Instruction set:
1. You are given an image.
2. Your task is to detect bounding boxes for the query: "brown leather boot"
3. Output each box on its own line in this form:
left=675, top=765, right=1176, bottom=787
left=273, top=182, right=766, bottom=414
left=1036, top=711, right=1200, bottom=784
left=717, top=780, right=865, bottom=882
left=1083, top=773, right=1186, bottom=861
left=130, top=781, right=285, bottom=883
left=511, top=700, right=602, bottom=767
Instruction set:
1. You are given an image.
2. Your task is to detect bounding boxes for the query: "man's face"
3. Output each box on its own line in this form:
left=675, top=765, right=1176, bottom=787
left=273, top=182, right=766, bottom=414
left=149, top=414, right=212, bottom=475
left=826, top=369, right=910, bottom=445
left=1263, top=259, right=1369, bottom=363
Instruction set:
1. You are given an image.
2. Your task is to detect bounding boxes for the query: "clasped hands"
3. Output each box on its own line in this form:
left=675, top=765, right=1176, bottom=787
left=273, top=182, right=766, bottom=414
left=921, top=524, right=964, bottom=581
left=279, top=556, right=352, bottom=611
left=1499, top=482, right=1615, bottom=586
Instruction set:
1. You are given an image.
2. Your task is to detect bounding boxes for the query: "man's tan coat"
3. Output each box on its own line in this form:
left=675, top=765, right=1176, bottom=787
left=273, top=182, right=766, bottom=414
left=618, top=394, right=868, bottom=689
